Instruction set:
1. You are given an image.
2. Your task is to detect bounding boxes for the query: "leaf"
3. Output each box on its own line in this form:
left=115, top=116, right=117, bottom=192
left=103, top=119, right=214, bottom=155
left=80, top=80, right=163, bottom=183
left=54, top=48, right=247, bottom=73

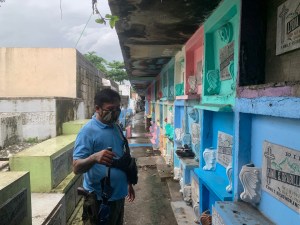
left=109, top=16, right=119, bottom=29
left=95, top=18, right=106, bottom=24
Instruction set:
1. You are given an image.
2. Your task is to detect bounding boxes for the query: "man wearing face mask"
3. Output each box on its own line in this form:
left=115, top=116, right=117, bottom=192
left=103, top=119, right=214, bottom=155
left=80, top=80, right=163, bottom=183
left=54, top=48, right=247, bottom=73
left=73, top=88, right=135, bottom=225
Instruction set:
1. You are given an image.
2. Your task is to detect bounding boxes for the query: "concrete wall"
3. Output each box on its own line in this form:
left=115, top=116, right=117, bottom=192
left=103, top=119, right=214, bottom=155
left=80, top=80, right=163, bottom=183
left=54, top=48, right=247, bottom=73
left=0, top=48, right=77, bottom=98
left=76, top=51, right=103, bottom=118
left=0, top=114, right=23, bottom=149
left=0, top=48, right=104, bottom=118
left=0, top=97, right=84, bottom=140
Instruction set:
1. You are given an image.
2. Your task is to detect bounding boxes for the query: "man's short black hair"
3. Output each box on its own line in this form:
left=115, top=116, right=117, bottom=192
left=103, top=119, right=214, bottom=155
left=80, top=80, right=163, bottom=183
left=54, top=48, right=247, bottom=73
left=94, top=88, right=121, bottom=107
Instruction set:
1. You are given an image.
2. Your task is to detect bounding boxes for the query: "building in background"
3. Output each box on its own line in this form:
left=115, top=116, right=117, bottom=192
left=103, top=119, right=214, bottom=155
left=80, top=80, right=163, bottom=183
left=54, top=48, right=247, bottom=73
left=0, top=47, right=118, bottom=144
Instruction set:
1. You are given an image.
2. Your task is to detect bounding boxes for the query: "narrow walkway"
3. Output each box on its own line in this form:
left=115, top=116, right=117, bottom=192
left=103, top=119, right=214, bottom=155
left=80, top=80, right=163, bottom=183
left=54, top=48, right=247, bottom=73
left=124, top=112, right=180, bottom=225
left=69, top=112, right=193, bottom=225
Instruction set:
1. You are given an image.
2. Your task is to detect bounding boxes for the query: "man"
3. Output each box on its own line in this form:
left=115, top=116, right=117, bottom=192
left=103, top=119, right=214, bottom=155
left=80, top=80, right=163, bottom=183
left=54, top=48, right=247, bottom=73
left=73, top=88, right=135, bottom=225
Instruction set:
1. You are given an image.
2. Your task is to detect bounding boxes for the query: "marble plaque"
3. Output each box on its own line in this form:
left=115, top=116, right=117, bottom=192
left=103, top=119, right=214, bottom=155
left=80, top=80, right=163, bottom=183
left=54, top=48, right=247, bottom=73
left=0, top=188, right=27, bottom=225
left=52, top=148, right=73, bottom=188
left=217, top=131, right=233, bottom=168
left=219, top=41, right=234, bottom=80
left=175, top=128, right=184, bottom=143
left=212, top=206, right=226, bottom=225
left=276, top=0, right=300, bottom=55
left=262, top=141, right=300, bottom=213
left=191, top=123, right=200, bottom=145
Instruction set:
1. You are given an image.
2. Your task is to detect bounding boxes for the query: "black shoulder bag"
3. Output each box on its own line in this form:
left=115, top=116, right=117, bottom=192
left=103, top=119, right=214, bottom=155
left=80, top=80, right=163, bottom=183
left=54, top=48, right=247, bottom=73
left=112, top=125, right=138, bottom=185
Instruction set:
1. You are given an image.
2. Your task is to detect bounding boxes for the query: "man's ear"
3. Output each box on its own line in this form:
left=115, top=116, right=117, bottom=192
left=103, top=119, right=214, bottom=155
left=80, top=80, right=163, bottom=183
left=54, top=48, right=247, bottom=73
left=95, top=105, right=100, bottom=110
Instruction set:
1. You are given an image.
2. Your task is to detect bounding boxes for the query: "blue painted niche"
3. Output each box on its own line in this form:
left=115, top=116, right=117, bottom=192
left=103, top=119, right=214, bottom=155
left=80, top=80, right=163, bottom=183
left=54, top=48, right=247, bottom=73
left=174, top=100, right=185, bottom=168
left=235, top=113, right=300, bottom=225
left=195, top=110, right=234, bottom=213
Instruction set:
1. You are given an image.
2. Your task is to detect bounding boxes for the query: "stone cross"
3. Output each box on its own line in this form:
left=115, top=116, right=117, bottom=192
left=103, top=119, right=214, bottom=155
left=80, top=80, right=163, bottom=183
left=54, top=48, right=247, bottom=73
left=264, top=146, right=275, bottom=185
left=279, top=4, right=289, bottom=44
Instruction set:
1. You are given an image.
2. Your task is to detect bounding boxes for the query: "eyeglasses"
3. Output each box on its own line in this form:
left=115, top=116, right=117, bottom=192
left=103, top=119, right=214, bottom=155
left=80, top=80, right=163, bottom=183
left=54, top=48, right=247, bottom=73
left=101, top=107, right=121, bottom=113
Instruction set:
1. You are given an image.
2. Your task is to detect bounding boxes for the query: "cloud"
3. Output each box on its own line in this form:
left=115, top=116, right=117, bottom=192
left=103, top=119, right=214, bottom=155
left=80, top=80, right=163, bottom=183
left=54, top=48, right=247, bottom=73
left=0, top=0, right=123, bottom=61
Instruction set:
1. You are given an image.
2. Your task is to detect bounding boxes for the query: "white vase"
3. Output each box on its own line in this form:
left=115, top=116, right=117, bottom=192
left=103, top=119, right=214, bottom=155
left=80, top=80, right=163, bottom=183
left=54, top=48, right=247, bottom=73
left=239, top=163, right=261, bottom=204
left=226, top=162, right=233, bottom=193
left=203, top=148, right=217, bottom=171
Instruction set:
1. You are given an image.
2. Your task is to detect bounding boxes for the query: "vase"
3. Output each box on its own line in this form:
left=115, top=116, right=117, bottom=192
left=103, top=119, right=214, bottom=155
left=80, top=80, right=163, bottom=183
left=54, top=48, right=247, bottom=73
left=239, top=163, right=261, bottom=204
left=203, top=148, right=217, bottom=171
left=226, top=162, right=233, bottom=193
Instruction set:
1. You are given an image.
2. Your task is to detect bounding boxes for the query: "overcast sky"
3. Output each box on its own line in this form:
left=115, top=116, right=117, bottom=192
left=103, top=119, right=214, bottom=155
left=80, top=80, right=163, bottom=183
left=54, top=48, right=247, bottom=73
left=0, top=0, right=123, bottom=62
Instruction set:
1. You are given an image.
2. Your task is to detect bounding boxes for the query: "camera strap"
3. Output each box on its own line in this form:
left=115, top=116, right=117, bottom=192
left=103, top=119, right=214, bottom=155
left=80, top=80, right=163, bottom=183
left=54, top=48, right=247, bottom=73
left=115, top=124, right=130, bottom=154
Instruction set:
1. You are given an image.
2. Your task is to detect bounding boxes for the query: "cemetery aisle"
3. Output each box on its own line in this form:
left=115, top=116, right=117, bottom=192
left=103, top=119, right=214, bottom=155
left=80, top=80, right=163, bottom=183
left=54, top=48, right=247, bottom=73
left=68, top=111, right=187, bottom=225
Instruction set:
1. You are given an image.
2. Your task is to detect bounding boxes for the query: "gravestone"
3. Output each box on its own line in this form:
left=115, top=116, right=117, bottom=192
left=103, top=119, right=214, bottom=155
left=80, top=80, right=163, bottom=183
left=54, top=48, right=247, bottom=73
left=9, top=134, right=76, bottom=192
left=0, top=171, right=32, bottom=225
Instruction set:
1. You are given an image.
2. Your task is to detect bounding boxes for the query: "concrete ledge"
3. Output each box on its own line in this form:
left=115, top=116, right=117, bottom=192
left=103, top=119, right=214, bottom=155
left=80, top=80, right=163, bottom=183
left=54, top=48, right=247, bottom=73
left=31, top=193, right=66, bottom=225
left=62, top=119, right=90, bottom=135
left=171, top=201, right=196, bottom=225
left=9, top=135, right=76, bottom=192
left=194, top=168, right=232, bottom=201
left=213, top=201, right=275, bottom=225
left=51, top=173, right=83, bottom=221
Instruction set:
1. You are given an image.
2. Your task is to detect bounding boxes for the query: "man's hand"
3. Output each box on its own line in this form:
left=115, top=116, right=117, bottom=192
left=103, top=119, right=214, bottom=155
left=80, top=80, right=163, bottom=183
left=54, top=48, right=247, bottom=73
left=92, top=149, right=115, bottom=166
left=126, top=184, right=135, bottom=202
left=73, top=148, right=115, bottom=174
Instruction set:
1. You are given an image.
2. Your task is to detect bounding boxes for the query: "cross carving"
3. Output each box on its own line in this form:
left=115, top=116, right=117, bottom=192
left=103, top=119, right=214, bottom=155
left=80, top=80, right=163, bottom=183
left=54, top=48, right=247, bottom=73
left=279, top=4, right=289, bottom=44
left=264, top=146, right=275, bottom=185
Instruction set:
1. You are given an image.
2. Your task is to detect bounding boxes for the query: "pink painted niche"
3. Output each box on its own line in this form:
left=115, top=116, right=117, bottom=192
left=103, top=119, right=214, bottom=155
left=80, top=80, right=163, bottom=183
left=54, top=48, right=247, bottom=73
left=185, top=25, right=204, bottom=97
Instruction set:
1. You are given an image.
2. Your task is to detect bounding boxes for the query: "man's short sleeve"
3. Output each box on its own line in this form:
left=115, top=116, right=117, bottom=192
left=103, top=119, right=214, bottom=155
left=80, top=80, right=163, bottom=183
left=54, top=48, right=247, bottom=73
left=73, top=131, right=93, bottom=160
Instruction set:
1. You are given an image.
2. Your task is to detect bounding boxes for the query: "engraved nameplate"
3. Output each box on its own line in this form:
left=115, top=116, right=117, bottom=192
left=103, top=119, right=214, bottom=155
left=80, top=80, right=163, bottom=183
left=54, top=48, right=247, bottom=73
left=219, top=41, right=234, bottom=80
left=217, top=131, right=233, bottom=168
left=276, top=0, right=300, bottom=55
left=262, top=141, right=300, bottom=213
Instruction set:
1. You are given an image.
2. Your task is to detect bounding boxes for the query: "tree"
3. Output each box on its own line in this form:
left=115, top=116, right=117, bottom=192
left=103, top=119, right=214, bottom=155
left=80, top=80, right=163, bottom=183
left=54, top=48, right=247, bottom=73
left=106, top=61, right=128, bottom=83
left=84, top=51, right=107, bottom=74
left=84, top=52, right=128, bottom=83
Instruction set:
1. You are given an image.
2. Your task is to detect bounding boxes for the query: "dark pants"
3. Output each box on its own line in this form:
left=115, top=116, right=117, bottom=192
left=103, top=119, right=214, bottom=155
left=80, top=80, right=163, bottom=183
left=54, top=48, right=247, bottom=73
left=83, top=197, right=125, bottom=225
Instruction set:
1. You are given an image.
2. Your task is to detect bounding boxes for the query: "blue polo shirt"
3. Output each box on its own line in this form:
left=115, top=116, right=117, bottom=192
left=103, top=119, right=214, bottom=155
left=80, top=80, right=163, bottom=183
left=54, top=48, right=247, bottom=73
left=73, top=115, right=128, bottom=201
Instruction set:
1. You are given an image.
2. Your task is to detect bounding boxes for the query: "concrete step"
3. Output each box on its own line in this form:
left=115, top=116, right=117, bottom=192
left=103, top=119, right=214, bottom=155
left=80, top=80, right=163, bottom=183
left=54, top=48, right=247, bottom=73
left=51, top=172, right=83, bottom=221
left=137, top=155, right=173, bottom=181
left=166, top=179, right=183, bottom=202
left=9, top=135, right=76, bottom=192
left=171, top=201, right=197, bottom=225
left=62, top=119, right=90, bottom=135
left=31, top=193, right=66, bottom=225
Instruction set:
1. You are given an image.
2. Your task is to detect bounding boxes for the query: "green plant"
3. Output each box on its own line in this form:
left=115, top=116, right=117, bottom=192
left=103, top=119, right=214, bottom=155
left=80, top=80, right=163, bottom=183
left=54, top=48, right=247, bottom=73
left=25, top=137, right=39, bottom=144
left=93, top=0, right=119, bottom=28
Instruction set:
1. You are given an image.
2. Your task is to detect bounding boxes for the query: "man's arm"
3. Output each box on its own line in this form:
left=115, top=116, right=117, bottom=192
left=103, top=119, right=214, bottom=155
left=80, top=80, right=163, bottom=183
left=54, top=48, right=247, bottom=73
left=73, top=149, right=115, bottom=174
